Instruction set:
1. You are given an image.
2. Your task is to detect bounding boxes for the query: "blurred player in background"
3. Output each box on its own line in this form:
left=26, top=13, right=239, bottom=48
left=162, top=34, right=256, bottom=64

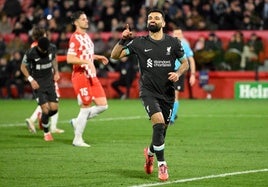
left=170, top=28, right=196, bottom=124
left=21, top=37, right=60, bottom=141
left=25, top=26, right=64, bottom=134
left=67, top=11, right=109, bottom=147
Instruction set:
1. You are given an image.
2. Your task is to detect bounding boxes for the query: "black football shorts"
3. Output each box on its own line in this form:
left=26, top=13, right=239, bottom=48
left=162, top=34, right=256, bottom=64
left=141, top=95, right=173, bottom=124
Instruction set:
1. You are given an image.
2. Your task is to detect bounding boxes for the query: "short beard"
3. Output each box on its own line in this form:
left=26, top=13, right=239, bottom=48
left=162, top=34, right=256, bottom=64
left=147, top=25, right=161, bottom=33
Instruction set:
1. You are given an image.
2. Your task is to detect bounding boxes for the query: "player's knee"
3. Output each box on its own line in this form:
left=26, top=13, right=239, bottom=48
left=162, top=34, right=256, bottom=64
left=78, top=95, right=92, bottom=106
left=81, top=98, right=92, bottom=106
left=152, top=123, right=165, bottom=146
left=49, top=110, right=58, bottom=117
left=100, top=105, right=108, bottom=112
left=96, top=105, right=108, bottom=114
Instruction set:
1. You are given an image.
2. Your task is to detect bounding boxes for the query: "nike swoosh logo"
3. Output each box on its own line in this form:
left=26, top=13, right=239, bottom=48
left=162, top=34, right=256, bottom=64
left=144, top=49, right=152, bottom=52
left=34, top=58, right=40, bottom=61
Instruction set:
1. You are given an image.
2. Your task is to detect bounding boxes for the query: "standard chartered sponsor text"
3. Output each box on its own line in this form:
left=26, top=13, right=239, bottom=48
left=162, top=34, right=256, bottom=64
left=154, top=60, right=171, bottom=67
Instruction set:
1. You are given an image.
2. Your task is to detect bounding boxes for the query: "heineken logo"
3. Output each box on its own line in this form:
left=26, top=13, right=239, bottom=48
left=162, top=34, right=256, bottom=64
left=235, top=82, right=268, bottom=99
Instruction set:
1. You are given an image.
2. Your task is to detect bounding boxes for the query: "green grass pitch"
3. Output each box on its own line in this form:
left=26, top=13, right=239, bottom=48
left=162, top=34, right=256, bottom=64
left=0, top=99, right=267, bottom=187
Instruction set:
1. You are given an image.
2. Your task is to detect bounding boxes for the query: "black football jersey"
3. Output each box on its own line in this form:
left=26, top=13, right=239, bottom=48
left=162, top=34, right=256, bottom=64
left=22, top=44, right=57, bottom=87
left=126, top=34, right=185, bottom=102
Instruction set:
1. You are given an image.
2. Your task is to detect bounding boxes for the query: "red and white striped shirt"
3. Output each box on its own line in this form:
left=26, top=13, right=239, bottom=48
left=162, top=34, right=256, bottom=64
left=67, top=31, right=96, bottom=77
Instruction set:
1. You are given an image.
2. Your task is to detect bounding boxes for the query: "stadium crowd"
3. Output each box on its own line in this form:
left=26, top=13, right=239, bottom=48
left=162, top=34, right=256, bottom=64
left=0, top=0, right=268, bottom=99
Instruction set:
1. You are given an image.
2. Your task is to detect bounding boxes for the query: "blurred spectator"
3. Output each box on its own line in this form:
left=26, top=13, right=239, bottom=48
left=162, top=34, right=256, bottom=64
left=240, top=1, right=262, bottom=30
left=262, top=0, right=268, bottom=29
left=0, top=35, right=6, bottom=58
left=219, top=0, right=243, bottom=30
left=241, top=33, right=264, bottom=70
left=144, top=0, right=159, bottom=10
left=204, top=32, right=224, bottom=70
left=183, top=4, right=196, bottom=30
left=134, top=5, right=148, bottom=31
left=135, top=16, right=147, bottom=31
left=125, top=16, right=135, bottom=31
left=47, top=17, right=60, bottom=33
left=14, top=13, right=32, bottom=34
left=0, top=57, right=9, bottom=98
left=190, top=8, right=207, bottom=30
left=58, top=0, right=74, bottom=26
left=6, top=33, right=28, bottom=54
left=241, top=15, right=255, bottom=30
left=92, top=32, right=107, bottom=56
left=2, top=0, right=22, bottom=19
left=6, top=51, right=25, bottom=98
left=110, top=18, right=121, bottom=32
left=56, top=31, right=69, bottom=55
left=0, top=12, right=13, bottom=34
left=100, top=28, right=122, bottom=73
left=36, top=17, right=48, bottom=30
left=43, top=0, right=59, bottom=18
left=12, top=22, right=26, bottom=35
left=30, top=5, right=45, bottom=26
left=161, top=0, right=179, bottom=31
left=106, top=28, right=122, bottom=59
left=201, top=1, right=217, bottom=30
left=194, top=32, right=223, bottom=70
left=101, top=4, right=116, bottom=31
left=212, top=0, right=229, bottom=28
left=116, top=0, right=131, bottom=23
left=224, top=31, right=245, bottom=70
left=170, top=8, right=185, bottom=30
left=51, top=8, right=66, bottom=32
left=111, top=56, right=138, bottom=99
left=193, top=35, right=206, bottom=52
left=74, top=0, right=93, bottom=18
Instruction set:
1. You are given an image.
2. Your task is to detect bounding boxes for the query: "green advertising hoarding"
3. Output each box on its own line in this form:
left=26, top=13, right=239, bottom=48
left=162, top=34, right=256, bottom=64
left=235, top=82, right=268, bottom=99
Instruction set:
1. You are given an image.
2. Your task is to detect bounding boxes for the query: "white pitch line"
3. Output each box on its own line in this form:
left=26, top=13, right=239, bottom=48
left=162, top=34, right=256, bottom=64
left=0, top=116, right=148, bottom=128
left=129, top=168, right=268, bottom=187
left=0, top=114, right=267, bottom=128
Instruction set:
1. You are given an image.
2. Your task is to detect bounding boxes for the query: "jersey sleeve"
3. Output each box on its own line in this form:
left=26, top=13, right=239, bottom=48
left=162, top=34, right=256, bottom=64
left=124, top=39, right=135, bottom=56
left=67, top=35, right=79, bottom=56
left=50, top=44, right=57, bottom=60
left=21, top=49, right=32, bottom=65
left=175, top=39, right=186, bottom=61
left=21, top=54, right=29, bottom=65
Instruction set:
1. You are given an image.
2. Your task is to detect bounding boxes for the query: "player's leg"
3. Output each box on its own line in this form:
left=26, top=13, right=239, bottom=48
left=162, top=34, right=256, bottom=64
left=71, top=74, right=92, bottom=147
left=152, top=99, right=172, bottom=181
left=170, top=75, right=184, bottom=124
left=141, top=96, right=169, bottom=181
left=25, top=105, right=42, bottom=133
left=170, top=90, right=179, bottom=124
left=50, top=82, right=64, bottom=133
left=72, top=105, right=91, bottom=147
left=87, top=77, right=108, bottom=119
left=40, top=102, right=54, bottom=141
left=29, top=105, right=42, bottom=122
left=34, top=89, right=54, bottom=141
left=50, top=111, right=64, bottom=133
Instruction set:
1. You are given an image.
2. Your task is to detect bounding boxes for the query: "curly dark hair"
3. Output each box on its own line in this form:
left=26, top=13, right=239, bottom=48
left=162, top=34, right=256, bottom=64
left=31, top=26, right=46, bottom=41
